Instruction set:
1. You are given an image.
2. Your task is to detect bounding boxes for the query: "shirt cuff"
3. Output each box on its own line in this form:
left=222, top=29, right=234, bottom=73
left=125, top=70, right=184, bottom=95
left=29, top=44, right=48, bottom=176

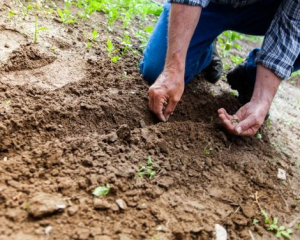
left=255, top=54, right=293, bottom=79
left=167, top=0, right=210, bottom=7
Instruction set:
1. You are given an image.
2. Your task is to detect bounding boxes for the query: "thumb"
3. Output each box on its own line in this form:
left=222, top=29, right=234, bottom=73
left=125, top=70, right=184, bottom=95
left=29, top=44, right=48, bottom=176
left=235, top=116, right=257, bottom=136
left=163, top=99, right=178, bottom=121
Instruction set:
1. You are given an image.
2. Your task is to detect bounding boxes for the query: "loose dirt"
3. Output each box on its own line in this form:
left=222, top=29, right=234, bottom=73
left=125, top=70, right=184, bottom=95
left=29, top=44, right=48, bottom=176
left=0, top=1, right=300, bottom=240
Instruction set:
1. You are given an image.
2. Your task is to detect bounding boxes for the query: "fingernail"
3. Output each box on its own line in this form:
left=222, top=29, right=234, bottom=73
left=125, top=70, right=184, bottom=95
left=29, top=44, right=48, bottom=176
left=165, top=115, right=170, bottom=122
left=236, top=126, right=242, bottom=134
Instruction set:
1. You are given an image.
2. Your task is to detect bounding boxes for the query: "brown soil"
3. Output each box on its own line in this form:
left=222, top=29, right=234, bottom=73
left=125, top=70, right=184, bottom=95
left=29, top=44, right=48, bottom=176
left=1, top=1, right=300, bottom=240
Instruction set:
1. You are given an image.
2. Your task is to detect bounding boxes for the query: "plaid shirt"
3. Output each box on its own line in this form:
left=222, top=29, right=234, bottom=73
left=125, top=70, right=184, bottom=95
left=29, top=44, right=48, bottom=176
left=168, top=0, right=300, bottom=79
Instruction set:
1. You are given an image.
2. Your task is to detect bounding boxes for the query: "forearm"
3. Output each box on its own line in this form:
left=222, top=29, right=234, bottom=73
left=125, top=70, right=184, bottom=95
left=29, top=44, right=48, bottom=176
left=251, top=64, right=282, bottom=107
left=165, top=4, right=202, bottom=74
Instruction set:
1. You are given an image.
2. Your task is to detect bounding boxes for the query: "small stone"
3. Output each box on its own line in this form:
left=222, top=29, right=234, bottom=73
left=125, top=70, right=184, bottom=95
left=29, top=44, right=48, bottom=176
left=139, top=120, right=146, bottom=128
left=93, top=199, right=110, bottom=210
left=215, top=224, right=227, bottom=240
left=28, top=192, right=66, bottom=218
left=111, top=203, right=119, bottom=212
left=68, top=205, right=78, bottom=216
left=277, top=168, right=286, bottom=180
left=44, top=226, right=53, bottom=235
left=137, top=203, right=148, bottom=210
left=105, top=132, right=118, bottom=143
left=116, top=199, right=127, bottom=210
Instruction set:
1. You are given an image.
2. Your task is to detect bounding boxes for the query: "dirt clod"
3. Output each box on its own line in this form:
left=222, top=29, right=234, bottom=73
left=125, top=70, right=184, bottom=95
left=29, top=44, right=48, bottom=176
left=28, top=192, right=66, bottom=218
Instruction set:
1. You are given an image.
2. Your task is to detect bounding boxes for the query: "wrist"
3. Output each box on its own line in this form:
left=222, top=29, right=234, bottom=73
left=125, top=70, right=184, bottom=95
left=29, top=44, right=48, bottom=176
left=165, top=50, right=185, bottom=74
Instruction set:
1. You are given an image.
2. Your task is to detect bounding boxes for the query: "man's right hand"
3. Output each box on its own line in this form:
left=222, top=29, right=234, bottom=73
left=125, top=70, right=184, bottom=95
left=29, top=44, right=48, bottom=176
left=148, top=70, right=184, bottom=122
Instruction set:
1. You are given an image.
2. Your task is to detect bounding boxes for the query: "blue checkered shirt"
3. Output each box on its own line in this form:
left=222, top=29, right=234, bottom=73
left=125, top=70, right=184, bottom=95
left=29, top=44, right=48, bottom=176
left=168, top=0, right=300, bottom=79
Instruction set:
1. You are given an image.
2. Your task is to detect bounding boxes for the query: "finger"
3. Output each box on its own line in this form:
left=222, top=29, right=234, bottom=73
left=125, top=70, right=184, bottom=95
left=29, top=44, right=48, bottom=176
left=163, top=98, right=178, bottom=121
left=235, top=117, right=259, bottom=136
left=152, top=96, right=166, bottom=122
left=220, top=118, right=236, bottom=134
left=148, top=89, right=154, bottom=111
left=218, top=108, right=232, bottom=121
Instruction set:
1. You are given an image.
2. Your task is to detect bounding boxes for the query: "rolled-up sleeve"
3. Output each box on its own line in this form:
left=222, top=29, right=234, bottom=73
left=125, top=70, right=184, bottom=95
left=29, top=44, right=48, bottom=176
left=167, top=0, right=210, bottom=8
left=255, top=0, right=300, bottom=79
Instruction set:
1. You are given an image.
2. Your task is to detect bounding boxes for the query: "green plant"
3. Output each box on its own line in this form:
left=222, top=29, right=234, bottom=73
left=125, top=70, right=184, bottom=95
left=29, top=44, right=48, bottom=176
left=85, top=41, right=93, bottom=49
left=137, top=156, right=156, bottom=179
left=92, top=184, right=110, bottom=197
left=33, top=15, right=48, bottom=43
left=261, top=210, right=293, bottom=239
left=230, top=55, right=244, bottom=65
left=204, top=142, right=212, bottom=156
left=57, top=7, right=76, bottom=24
left=8, top=10, right=18, bottom=18
left=92, top=29, right=99, bottom=41
left=255, top=132, right=262, bottom=139
left=253, top=218, right=259, bottom=225
left=218, top=31, right=242, bottom=57
left=106, top=39, right=119, bottom=63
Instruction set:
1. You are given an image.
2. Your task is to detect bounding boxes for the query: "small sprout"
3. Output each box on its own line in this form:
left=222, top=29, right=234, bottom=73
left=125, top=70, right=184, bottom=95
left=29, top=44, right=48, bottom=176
left=8, top=10, right=18, bottom=18
left=106, top=39, right=119, bottom=63
left=230, top=91, right=238, bottom=97
left=85, top=42, right=93, bottom=50
left=261, top=210, right=271, bottom=224
left=92, top=30, right=99, bottom=41
left=261, top=210, right=292, bottom=239
left=297, top=221, right=300, bottom=228
left=92, top=184, right=110, bottom=197
left=253, top=218, right=259, bottom=225
left=255, top=132, right=262, bottom=139
left=266, top=118, right=272, bottom=128
left=33, top=15, right=49, bottom=43
left=137, top=156, right=156, bottom=180
left=204, top=149, right=211, bottom=156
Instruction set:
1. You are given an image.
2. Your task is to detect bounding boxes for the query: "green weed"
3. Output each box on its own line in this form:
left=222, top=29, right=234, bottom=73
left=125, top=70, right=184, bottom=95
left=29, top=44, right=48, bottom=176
left=57, top=7, right=76, bottom=24
left=204, top=142, right=212, bottom=156
left=92, top=29, right=99, bottom=41
left=137, top=156, right=156, bottom=179
left=218, top=31, right=242, bottom=57
left=33, top=15, right=48, bottom=43
left=92, top=184, right=110, bottom=197
left=255, top=132, right=262, bottom=139
left=106, top=39, right=119, bottom=63
left=261, top=210, right=292, bottom=239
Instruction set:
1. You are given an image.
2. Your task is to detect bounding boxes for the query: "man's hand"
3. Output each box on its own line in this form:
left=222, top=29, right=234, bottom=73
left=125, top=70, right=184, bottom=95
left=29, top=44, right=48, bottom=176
left=148, top=4, right=201, bottom=121
left=148, top=70, right=184, bottom=122
left=218, top=100, right=270, bottom=136
left=218, top=64, right=281, bottom=136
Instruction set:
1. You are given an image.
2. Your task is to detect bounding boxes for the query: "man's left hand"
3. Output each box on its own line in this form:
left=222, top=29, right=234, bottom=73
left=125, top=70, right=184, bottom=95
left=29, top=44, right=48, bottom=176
left=218, top=100, right=270, bottom=136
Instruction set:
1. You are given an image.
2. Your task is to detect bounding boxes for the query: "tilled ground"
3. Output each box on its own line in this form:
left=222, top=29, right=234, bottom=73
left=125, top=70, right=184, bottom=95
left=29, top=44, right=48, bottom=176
left=0, top=1, right=300, bottom=240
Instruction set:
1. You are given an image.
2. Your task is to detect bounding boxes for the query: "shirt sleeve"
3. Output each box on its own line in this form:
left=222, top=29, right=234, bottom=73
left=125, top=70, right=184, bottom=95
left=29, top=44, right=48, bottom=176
left=167, top=0, right=210, bottom=8
left=255, top=0, right=300, bottom=79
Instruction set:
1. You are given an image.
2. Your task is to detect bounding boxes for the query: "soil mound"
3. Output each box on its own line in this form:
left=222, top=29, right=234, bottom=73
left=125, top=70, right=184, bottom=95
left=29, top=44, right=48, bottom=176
left=1, top=45, right=56, bottom=72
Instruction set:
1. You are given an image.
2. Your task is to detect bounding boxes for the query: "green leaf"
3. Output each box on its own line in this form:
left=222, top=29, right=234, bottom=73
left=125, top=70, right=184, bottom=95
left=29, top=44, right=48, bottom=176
left=37, top=27, right=49, bottom=32
left=253, top=218, right=259, bottom=225
left=107, top=39, right=113, bottom=53
left=92, top=184, right=110, bottom=197
left=147, top=156, right=153, bottom=166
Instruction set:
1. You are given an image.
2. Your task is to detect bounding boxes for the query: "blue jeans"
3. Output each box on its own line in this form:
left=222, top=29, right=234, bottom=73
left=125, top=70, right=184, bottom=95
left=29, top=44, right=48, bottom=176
left=140, top=0, right=300, bottom=85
